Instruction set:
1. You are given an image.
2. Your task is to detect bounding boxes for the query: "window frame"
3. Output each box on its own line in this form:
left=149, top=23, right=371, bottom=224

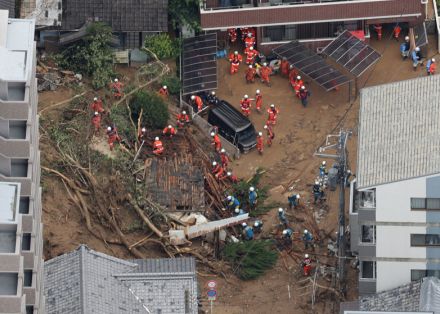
left=410, top=234, right=440, bottom=247
left=411, top=197, right=440, bottom=210
left=360, top=225, right=376, bottom=244
left=360, top=261, right=376, bottom=279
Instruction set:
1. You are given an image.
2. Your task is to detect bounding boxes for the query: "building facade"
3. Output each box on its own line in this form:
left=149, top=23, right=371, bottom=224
left=0, top=10, right=44, bottom=314
left=200, top=0, right=425, bottom=53
left=350, top=75, right=440, bottom=296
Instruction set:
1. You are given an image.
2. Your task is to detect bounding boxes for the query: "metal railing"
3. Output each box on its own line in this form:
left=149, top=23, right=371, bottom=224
left=202, top=0, right=362, bottom=11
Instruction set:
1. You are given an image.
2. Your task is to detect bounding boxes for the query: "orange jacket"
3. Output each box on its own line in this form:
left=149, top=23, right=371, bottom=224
left=229, top=53, right=243, bottom=63
left=257, top=136, right=264, bottom=149
left=159, top=87, right=169, bottom=96
left=163, top=127, right=177, bottom=135
left=255, top=94, right=262, bottom=108
left=153, top=140, right=163, bottom=150
left=91, top=100, right=104, bottom=112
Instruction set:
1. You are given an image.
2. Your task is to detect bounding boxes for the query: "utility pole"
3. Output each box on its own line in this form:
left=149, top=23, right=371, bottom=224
left=315, top=129, right=351, bottom=294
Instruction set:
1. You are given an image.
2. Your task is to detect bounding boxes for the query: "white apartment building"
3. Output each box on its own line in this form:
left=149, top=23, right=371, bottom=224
left=350, top=75, right=440, bottom=295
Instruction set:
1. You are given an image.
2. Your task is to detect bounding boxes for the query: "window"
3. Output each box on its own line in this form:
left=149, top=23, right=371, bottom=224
left=411, top=269, right=440, bottom=281
left=26, top=306, right=34, bottom=314
left=19, top=197, right=29, bottom=214
left=23, top=270, right=32, bottom=287
left=359, top=189, right=376, bottom=208
left=411, top=198, right=440, bottom=210
left=361, top=261, right=376, bottom=279
left=22, top=233, right=31, bottom=250
left=411, top=234, right=440, bottom=246
left=361, top=225, right=375, bottom=244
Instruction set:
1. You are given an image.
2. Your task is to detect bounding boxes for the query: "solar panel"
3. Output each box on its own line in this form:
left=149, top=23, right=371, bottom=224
left=322, top=30, right=381, bottom=77
left=272, top=41, right=351, bottom=91
left=182, top=34, right=218, bottom=95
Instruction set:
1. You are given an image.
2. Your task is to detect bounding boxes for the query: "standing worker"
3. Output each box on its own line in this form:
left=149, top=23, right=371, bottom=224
left=264, top=124, right=275, bottom=146
left=266, top=104, right=279, bottom=125
left=302, top=230, right=314, bottom=250
left=427, top=58, right=436, bottom=75
left=138, top=127, right=147, bottom=142
left=400, top=36, right=410, bottom=60
left=111, top=78, right=123, bottom=99
left=91, top=112, right=101, bottom=133
left=228, top=28, right=237, bottom=43
left=242, top=223, right=254, bottom=241
left=289, top=65, right=298, bottom=87
left=244, top=33, right=256, bottom=48
left=288, top=194, right=300, bottom=209
left=191, top=95, right=204, bottom=112
left=313, top=181, right=324, bottom=204
left=280, top=57, right=289, bottom=77
left=278, top=208, right=288, bottom=227
left=228, top=51, right=243, bottom=75
left=412, top=47, right=424, bottom=71
left=245, top=65, right=257, bottom=83
left=260, top=63, right=272, bottom=87
left=220, top=148, right=230, bottom=168
left=240, top=95, right=252, bottom=116
left=256, top=132, right=264, bottom=154
left=299, top=86, right=310, bottom=107
left=282, top=228, right=293, bottom=247
left=293, top=76, right=303, bottom=97
left=302, top=254, right=312, bottom=276
left=393, top=24, right=401, bottom=41
left=244, top=46, right=258, bottom=65
left=374, top=24, right=382, bottom=40
left=162, top=125, right=177, bottom=138
left=90, top=97, right=104, bottom=113
left=249, top=186, right=258, bottom=210
left=176, top=111, right=190, bottom=128
left=255, top=90, right=263, bottom=112
left=211, top=132, right=222, bottom=152
left=152, top=136, right=164, bottom=155
left=207, top=91, right=219, bottom=105
left=319, top=161, right=327, bottom=177
left=106, top=126, right=121, bottom=151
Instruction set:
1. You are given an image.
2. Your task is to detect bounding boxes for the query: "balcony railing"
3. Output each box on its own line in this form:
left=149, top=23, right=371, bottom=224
left=202, top=0, right=361, bottom=11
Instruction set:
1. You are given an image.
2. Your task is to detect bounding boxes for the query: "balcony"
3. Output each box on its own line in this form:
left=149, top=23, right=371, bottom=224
left=200, top=0, right=422, bottom=30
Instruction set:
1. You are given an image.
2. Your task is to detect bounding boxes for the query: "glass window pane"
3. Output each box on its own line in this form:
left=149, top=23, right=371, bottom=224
left=411, top=270, right=426, bottom=281
left=411, top=234, right=426, bottom=246
left=362, top=261, right=374, bottom=278
left=427, top=198, right=440, bottom=210
left=361, top=225, right=374, bottom=243
left=411, top=198, right=426, bottom=209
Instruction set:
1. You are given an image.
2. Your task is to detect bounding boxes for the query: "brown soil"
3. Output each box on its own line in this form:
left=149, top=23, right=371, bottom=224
left=39, top=35, right=439, bottom=313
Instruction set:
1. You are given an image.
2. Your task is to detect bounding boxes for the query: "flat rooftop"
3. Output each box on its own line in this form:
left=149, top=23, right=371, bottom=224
left=0, top=10, right=35, bottom=82
left=0, top=182, right=20, bottom=223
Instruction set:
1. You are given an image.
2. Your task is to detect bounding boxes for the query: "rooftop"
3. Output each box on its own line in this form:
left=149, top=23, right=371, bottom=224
left=0, top=10, right=35, bottom=82
left=44, top=245, right=198, bottom=314
left=357, top=75, right=440, bottom=189
left=0, top=182, right=20, bottom=223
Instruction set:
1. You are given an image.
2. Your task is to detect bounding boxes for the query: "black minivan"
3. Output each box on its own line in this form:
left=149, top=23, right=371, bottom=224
left=208, top=100, right=257, bottom=153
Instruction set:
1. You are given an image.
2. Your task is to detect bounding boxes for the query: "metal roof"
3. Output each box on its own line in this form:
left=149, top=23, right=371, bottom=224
left=273, top=41, right=351, bottom=91
left=357, top=75, right=440, bottom=189
left=61, top=0, right=168, bottom=32
left=44, top=245, right=198, bottom=314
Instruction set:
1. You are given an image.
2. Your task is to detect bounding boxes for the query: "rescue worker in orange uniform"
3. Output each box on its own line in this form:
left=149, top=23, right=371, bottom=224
left=91, top=97, right=104, bottom=113
left=228, top=51, right=243, bottom=75
left=255, top=89, right=263, bottom=112
left=211, top=161, right=225, bottom=180
left=244, top=33, right=256, bottom=48
left=289, top=65, right=298, bottom=87
left=219, top=171, right=239, bottom=183
left=152, top=137, right=164, bottom=155
left=191, top=95, right=204, bottom=112
left=220, top=148, right=230, bottom=168
left=138, top=127, right=147, bottom=142
left=374, top=24, right=382, bottom=40
left=256, top=132, right=264, bottom=154
left=162, top=125, right=177, bottom=138
left=280, top=57, right=290, bottom=77
left=211, top=132, right=222, bottom=152
left=228, top=28, right=237, bottom=43
left=244, top=46, right=258, bottom=65
left=393, top=25, right=401, bottom=41
left=260, top=63, right=272, bottom=87
left=427, top=58, right=436, bottom=76
left=240, top=95, right=252, bottom=116
left=293, top=75, right=304, bottom=98
left=264, top=124, right=275, bottom=146
left=158, top=85, right=169, bottom=97
left=267, top=104, right=279, bottom=125
left=177, top=110, right=190, bottom=128
left=240, top=27, right=249, bottom=40
left=245, top=65, right=257, bottom=83
left=106, top=126, right=121, bottom=151
left=91, top=112, right=101, bottom=133
left=111, top=78, right=123, bottom=99
left=302, top=254, right=312, bottom=276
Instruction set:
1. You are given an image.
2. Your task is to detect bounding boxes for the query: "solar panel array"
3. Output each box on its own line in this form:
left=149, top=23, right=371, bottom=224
left=322, top=30, right=381, bottom=77
left=273, top=41, right=351, bottom=91
left=182, top=33, right=218, bottom=95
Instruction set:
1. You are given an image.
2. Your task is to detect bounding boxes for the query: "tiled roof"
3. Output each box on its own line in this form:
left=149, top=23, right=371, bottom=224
left=61, top=0, right=168, bottom=32
left=0, top=1, right=15, bottom=18
left=357, top=75, right=440, bottom=189
left=44, top=245, right=198, bottom=314
left=200, top=0, right=422, bottom=30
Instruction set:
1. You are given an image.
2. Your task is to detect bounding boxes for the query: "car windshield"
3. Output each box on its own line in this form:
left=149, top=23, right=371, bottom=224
left=237, top=125, right=256, bottom=142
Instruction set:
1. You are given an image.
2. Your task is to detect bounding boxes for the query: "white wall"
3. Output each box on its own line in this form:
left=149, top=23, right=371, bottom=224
left=377, top=261, right=426, bottom=292
left=376, top=225, right=426, bottom=259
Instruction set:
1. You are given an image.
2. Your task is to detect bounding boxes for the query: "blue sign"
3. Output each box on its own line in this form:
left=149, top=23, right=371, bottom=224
left=207, top=290, right=217, bottom=297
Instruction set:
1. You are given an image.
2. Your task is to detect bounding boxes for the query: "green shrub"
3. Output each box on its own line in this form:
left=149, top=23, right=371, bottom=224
left=109, top=105, right=134, bottom=142
left=161, top=75, right=181, bottom=95
left=129, top=91, right=169, bottom=129
left=144, top=34, right=180, bottom=59
left=224, top=240, right=278, bottom=280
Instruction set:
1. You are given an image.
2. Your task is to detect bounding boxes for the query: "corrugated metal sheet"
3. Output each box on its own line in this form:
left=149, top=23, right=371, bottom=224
left=200, top=0, right=422, bottom=29
left=0, top=0, right=15, bottom=18
left=61, top=0, right=168, bottom=32
left=357, top=75, right=440, bottom=189
left=131, top=257, right=196, bottom=274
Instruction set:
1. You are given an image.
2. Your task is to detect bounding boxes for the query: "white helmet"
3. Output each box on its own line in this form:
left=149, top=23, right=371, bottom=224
left=93, top=97, right=98, bottom=101
left=227, top=172, right=232, bottom=176
left=249, top=187, right=255, bottom=192
left=256, top=89, right=260, bottom=94
left=221, top=148, right=226, bottom=153
left=244, top=94, right=248, bottom=98
left=278, top=208, right=283, bottom=213
left=282, top=230, right=288, bottom=235
left=270, top=104, right=275, bottom=108
left=322, top=161, right=326, bottom=165
left=114, top=78, right=118, bottom=82
left=168, top=125, right=172, bottom=129
left=212, top=161, right=217, bottom=166
left=304, top=229, right=308, bottom=234
left=432, top=58, right=436, bottom=62
left=163, top=85, right=167, bottom=89
left=301, top=86, right=305, bottom=90
left=191, top=95, right=195, bottom=100
left=107, top=126, right=112, bottom=131
left=211, top=91, right=216, bottom=95
left=210, top=132, right=215, bottom=137
left=235, top=208, right=240, bottom=213
left=250, top=47, right=254, bottom=50
left=94, top=111, right=99, bottom=115
left=264, top=125, right=268, bottom=129
left=315, top=181, right=320, bottom=185
left=254, top=221, right=260, bottom=227
left=297, top=75, right=301, bottom=80
left=155, top=137, right=159, bottom=141
left=305, top=254, right=309, bottom=258
left=296, top=195, right=300, bottom=199
left=258, top=132, right=262, bottom=136
left=242, top=222, right=247, bottom=227
left=182, top=111, right=186, bottom=115
left=141, top=127, right=146, bottom=132
left=234, top=51, right=238, bottom=55
left=405, top=36, right=409, bottom=41
left=263, top=62, right=267, bottom=66
left=248, top=65, right=253, bottom=68
left=415, top=46, right=420, bottom=52
left=247, top=33, right=252, bottom=38
left=227, top=195, right=232, bottom=200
